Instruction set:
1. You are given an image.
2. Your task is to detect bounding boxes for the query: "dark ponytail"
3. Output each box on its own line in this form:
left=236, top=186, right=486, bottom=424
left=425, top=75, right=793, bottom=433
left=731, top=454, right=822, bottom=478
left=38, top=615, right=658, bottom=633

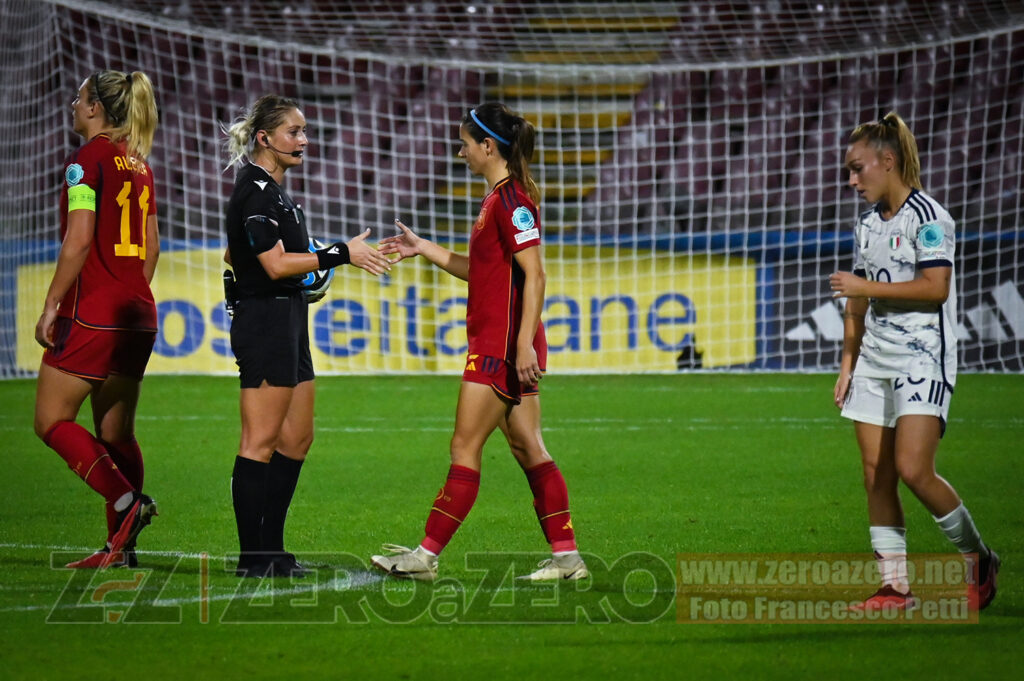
left=463, top=103, right=540, bottom=206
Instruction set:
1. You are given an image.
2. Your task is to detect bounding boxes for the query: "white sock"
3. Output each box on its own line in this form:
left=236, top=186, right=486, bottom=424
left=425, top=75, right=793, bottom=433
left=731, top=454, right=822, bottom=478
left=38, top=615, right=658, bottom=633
left=934, top=503, right=988, bottom=556
left=869, top=526, right=909, bottom=592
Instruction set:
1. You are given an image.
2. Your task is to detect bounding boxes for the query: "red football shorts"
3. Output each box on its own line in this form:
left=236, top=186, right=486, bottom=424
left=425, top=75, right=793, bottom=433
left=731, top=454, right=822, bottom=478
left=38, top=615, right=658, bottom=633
left=42, top=317, right=156, bottom=381
left=462, top=354, right=544, bottom=405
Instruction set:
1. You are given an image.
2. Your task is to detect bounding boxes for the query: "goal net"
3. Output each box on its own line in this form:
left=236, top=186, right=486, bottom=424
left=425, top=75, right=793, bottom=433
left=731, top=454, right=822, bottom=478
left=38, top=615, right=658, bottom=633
left=2, top=0, right=1022, bottom=376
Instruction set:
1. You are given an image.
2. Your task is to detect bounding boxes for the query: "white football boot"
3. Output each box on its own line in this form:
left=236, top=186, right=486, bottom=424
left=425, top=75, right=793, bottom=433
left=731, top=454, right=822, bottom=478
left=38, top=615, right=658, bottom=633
left=517, top=551, right=589, bottom=581
left=371, top=544, right=438, bottom=581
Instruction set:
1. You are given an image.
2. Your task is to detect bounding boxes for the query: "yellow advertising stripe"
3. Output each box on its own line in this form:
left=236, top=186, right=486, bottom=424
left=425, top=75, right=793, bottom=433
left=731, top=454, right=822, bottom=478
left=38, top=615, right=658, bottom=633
left=522, top=110, right=633, bottom=129
left=16, top=246, right=757, bottom=373
left=507, top=51, right=662, bottom=65
left=540, top=149, right=611, bottom=164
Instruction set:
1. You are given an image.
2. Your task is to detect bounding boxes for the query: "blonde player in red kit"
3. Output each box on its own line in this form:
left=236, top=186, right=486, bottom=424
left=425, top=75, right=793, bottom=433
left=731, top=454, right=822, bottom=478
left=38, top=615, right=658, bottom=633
left=372, top=103, right=587, bottom=581
left=34, top=70, right=160, bottom=569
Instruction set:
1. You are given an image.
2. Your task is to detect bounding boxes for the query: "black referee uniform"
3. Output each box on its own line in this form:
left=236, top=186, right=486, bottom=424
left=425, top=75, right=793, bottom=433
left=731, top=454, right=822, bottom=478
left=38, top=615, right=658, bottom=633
left=226, top=163, right=313, bottom=388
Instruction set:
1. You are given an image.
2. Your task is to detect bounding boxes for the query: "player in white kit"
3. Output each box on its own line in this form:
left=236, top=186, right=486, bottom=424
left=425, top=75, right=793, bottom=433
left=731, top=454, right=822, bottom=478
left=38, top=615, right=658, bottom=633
left=830, top=112, right=998, bottom=612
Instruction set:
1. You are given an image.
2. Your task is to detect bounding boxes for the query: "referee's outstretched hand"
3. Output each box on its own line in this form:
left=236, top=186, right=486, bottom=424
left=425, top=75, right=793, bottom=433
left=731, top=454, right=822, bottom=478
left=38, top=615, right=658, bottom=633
left=347, top=229, right=391, bottom=276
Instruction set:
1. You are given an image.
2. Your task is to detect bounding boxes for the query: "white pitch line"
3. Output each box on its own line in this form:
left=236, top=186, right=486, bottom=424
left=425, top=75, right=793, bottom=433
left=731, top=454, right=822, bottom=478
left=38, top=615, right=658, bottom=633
left=0, top=573, right=384, bottom=613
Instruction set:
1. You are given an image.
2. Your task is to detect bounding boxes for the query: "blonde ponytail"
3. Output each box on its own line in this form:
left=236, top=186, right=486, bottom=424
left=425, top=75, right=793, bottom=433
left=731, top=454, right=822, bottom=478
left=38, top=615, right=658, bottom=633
left=848, top=111, right=922, bottom=190
left=90, top=69, right=158, bottom=162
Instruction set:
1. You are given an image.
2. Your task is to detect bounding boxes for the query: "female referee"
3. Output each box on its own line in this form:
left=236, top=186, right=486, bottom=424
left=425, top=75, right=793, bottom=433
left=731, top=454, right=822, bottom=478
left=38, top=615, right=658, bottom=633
left=223, top=94, right=391, bottom=577
left=371, top=102, right=587, bottom=581
left=831, top=111, right=998, bottom=611
left=34, top=70, right=160, bottom=569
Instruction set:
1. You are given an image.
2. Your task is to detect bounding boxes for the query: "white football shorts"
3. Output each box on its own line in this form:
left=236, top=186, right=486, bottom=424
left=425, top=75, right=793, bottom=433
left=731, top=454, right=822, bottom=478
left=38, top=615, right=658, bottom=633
left=840, top=374, right=953, bottom=432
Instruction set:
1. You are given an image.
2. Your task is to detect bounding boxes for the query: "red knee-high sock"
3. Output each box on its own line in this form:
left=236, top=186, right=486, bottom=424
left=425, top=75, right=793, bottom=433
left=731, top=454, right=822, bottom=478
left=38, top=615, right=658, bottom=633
left=421, top=465, right=480, bottom=555
left=101, top=438, right=146, bottom=543
left=102, top=438, right=144, bottom=490
left=526, top=461, right=577, bottom=553
left=104, top=502, right=119, bottom=545
left=43, top=421, right=134, bottom=504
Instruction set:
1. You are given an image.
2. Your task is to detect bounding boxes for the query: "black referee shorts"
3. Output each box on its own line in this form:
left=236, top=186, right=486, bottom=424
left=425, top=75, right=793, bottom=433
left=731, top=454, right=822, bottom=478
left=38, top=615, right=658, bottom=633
left=230, top=293, right=314, bottom=389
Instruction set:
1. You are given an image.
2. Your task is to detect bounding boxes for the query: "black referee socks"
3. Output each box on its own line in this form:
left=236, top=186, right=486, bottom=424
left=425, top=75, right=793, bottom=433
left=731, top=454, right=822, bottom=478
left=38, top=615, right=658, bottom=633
left=231, top=456, right=269, bottom=558
left=261, top=451, right=304, bottom=554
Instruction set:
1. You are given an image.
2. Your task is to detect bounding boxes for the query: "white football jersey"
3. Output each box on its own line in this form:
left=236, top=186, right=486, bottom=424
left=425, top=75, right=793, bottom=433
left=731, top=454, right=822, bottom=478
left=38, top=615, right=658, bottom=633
left=851, top=189, right=958, bottom=386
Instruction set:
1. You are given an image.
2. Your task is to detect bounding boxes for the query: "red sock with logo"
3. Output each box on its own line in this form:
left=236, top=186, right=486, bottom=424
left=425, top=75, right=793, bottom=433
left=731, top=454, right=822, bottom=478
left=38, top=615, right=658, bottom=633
left=43, top=421, right=134, bottom=503
left=421, top=465, right=480, bottom=555
left=103, top=438, right=145, bottom=490
left=526, top=461, right=577, bottom=553
left=99, top=438, right=146, bottom=543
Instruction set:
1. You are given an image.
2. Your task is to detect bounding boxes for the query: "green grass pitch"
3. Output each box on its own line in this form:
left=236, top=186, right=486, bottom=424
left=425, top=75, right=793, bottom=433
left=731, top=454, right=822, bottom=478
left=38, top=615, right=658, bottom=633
left=1, top=373, right=1021, bottom=679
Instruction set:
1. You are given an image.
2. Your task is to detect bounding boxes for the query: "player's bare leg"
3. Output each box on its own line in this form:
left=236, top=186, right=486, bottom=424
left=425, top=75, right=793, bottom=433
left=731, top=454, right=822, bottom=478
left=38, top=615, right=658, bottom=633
left=234, top=383, right=294, bottom=576
left=892, top=416, right=957, bottom=516
left=850, top=421, right=913, bottom=609
left=372, top=383, right=506, bottom=580
left=34, top=362, right=92, bottom=439
left=856, top=422, right=903, bottom=527
left=86, top=373, right=148, bottom=567
left=260, top=379, right=315, bottom=576
left=499, top=394, right=551, bottom=470
left=895, top=415, right=998, bottom=610
left=449, top=382, right=509, bottom=471
left=500, top=395, right=587, bottom=581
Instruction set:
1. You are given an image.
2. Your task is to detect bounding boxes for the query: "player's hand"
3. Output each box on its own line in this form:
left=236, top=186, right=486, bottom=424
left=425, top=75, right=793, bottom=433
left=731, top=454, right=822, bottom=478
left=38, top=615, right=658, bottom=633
left=829, top=271, right=867, bottom=298
left=516, top=344, right=542, bottom=386
left=833, top=373, right=851, bottom=410
left=35, top=307, right=58, bottom=349
left=378, top=220, right=422, bottom=263
left=346, top=229, right=392, bottom=276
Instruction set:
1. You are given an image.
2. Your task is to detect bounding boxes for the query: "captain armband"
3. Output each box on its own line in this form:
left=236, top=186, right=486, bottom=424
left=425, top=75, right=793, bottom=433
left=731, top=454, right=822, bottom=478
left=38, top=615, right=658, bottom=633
left=67, top=184, right=96, bottom=213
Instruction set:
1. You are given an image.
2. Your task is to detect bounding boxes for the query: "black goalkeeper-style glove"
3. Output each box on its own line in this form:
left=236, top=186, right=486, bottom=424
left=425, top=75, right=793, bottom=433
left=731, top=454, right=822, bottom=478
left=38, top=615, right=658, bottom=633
left=316, top=242, right=350, bottom=269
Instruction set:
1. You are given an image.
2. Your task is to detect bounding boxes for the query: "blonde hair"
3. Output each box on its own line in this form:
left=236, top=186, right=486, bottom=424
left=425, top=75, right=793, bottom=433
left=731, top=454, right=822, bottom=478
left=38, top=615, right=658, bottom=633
left=848, top=111, right=922, bottom=190
left=223, top=94, right=299, bottom=170
left=90, top=70, right=158, bottom=161
left=462, top=102, right=540, bottom=206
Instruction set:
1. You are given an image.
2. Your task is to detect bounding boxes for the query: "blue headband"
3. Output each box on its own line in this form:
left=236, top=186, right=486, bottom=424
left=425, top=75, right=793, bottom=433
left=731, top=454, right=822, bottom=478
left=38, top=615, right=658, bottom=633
left=470, top=109, right=510, bottom=146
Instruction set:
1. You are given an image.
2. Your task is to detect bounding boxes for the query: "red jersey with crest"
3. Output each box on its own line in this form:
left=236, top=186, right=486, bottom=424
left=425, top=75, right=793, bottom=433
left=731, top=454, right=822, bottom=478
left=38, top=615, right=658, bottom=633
left=467, top=177, right=546, bottom=360
left=59, top=134, right=157, bottom=330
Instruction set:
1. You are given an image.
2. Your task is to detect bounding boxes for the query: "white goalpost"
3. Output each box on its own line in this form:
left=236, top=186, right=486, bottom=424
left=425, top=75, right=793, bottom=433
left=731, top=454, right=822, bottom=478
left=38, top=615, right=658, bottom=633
left=2, top=0, right=1022, bottom=376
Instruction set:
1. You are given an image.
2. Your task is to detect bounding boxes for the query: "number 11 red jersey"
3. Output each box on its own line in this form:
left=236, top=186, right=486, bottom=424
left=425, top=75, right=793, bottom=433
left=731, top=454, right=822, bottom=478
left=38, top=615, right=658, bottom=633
left=59, top=134, right=157, bottom=331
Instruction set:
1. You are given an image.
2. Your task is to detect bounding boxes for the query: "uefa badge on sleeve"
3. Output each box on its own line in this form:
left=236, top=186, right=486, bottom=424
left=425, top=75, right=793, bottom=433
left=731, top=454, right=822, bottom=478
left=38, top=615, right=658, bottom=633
left=511, top=206, right=535, bottom=231
left=65, top=163, right=84, bottom=187
left=918, top=223, right=944, bottom=249
left=511, top=206, right=540, bottom=244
